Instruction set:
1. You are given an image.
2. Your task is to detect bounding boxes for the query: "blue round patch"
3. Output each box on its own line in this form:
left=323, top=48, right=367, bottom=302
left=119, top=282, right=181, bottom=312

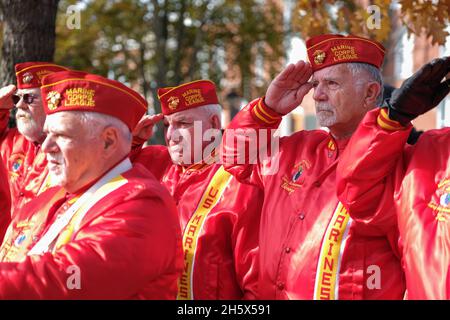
left=12, top=160, right=22, bottom=172
left=14, top=234, right=26, bottom=247
left=440, top=193, right=450, bottom=207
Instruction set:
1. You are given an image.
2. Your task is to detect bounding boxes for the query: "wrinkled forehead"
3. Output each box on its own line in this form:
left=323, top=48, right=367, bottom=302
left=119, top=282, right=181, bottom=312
left=312, top=63, right=351, bottom=81
left=16, top=87, right=41, bottom=95
left=164, top=108, right=205, bottom=123
left=44, top=111, right=83, bottom=133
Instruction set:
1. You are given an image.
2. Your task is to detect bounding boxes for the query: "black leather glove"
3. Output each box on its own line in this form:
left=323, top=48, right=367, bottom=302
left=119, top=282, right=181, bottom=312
left=385, top=57, right=450, bottom=125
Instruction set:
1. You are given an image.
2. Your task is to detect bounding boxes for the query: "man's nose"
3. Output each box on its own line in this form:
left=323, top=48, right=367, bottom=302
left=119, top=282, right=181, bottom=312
left=166, top=125, right=174, bottom=141
left=166, top=126, right=179, bottom=140
left=15, top=97, right=28, bottom=110
left=42, top=135, right=56, bottom=153
left=312, top=83, right=327, bottom=101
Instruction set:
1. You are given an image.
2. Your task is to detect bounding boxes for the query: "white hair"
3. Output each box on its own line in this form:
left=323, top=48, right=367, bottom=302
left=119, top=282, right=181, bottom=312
left=169, top=103, right=222, bottom=126
left=346, top=62, right=384, bottom=105
left=76, top=111, right=132, bottom=144
left=190, top=103, right=222, bottom=123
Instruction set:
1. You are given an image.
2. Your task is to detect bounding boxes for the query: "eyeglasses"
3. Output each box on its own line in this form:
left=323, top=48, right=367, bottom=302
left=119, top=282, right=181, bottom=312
left=12, top=93, right=38, bottom=105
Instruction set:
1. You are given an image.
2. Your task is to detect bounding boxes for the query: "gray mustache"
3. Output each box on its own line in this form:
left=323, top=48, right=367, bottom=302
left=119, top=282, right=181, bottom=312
left=16, top=111, right=32, bottom=119
left=316, top=107, right=334, bottom=112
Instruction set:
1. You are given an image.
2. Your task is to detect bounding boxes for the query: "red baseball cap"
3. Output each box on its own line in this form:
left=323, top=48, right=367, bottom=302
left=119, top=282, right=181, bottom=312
left=306, top=34, right=385, bottom=72
left=157, top=80, right=220, bottom=115
left=40, top=70, right=147, bottom=131
left=15, top=62, right=70, bottom=89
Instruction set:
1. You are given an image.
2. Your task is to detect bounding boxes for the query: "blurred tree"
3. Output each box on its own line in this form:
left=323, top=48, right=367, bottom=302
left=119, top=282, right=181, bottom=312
left=0, top=0, right=60, bottom=87
left=0, top=0, right=60, bottom=128
left=291, top=0, right=449, bottom=45
left=55, top=0, right=284, bottom=144
left=399, top=0, right=450, bottom=45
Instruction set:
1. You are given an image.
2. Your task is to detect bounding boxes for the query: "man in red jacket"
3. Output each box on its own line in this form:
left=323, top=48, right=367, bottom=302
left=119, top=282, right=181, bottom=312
left=0, top=62, right=69, bottom=217
left=337, top=57, right=450, bottom=299
left=221, top=34, right=405, bottom=299
left=0, top=70, right=182, bottom=299
left=133, top=80, right=261, bottom=299
left=0, top=159, right=10, bottom=241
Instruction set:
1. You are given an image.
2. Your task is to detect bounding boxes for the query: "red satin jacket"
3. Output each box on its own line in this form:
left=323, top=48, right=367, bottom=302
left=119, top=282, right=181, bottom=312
left=0, top=159, right=10, bottom=242
left=337, top=108, right=450, bottom=299
left=221, top=98, right=405, bottom=299
left=0, top=110, right=49, bottom=217
left=0, top=109, right=169, bottom=217
left=134, top=146, right=261, bottom=299
left=0, top=162, right=182, bottom=299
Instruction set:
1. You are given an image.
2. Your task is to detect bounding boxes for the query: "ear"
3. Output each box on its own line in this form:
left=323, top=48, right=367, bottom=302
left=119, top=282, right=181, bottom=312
left=210, top=114, right=221, bottom=130
left=364, top=82, right=382, bottom=109
left=101, top=126, right=119, bottom=156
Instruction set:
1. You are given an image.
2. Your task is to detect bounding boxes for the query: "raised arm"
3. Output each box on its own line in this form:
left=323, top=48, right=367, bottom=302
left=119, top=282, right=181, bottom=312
left=337, top=56, right=450, bottom=229
left=221, top=61, right=313, bottom=187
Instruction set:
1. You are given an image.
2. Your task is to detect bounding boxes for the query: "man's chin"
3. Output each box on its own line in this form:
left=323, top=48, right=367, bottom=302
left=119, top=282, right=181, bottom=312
left=16, top=119, right=30, bottom=130
left=49, top=173, right=66, bottom=187
left=316, top=116, right=336, bottom=128
left=17, top=122, right=40, bottom=140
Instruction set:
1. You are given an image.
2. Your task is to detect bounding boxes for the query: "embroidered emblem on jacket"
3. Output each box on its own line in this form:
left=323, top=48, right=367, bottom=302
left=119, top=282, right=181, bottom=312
left=9, top=153, right=25, bottom=179
left=14, top=234, right=27, bottom=247
left=327, top=139, right=336, bottom=158
left=427, top=178, right=450, bottom=221
left=281, top=160, right=312, bottom=194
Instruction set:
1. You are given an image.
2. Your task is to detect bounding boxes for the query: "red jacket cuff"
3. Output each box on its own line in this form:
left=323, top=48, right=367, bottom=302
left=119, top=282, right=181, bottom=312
left=250, top=97, right=283, bottom=125
left=377, top=108, right=407, bottom=131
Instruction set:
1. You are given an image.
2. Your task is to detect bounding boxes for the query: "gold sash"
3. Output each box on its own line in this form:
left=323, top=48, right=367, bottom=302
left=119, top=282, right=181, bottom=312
left=52, top=175, right=128, bottom=252
left=177, top=166, right=233, bottom=300
left=313, top=202, right=352, bottom=300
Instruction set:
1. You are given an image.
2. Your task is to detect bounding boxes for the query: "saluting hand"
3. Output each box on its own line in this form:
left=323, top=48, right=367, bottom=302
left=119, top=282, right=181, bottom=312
left=386, top=56, right=450, bottom=125
left=0, top=85, right=16, bottom=110
left=264, top=60, right=313, bottom=115
left=132, top=113, right=164, bottom=142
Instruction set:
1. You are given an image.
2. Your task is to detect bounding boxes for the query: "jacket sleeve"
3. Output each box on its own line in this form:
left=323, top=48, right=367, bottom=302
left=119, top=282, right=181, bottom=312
left=0, top=160, right=11, bottom=242
left=0, top=194, right=182, bottom=299
left=0, top=110, right=16, bottom=164
left=221, top=98, right=283, bottom=188
left=0, top=110, right=9, bottom=140
left=336, top=108, right=412, bottom=234
left=231, top=184, right=262, bottom=300
left=130, top=145, right=172, bottom=182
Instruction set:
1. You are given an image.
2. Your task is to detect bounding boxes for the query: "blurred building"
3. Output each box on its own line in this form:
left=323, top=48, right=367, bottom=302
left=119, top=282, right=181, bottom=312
left=382, top=7, right=450, bottom=131
left=220, top=0, right=285, bottom=127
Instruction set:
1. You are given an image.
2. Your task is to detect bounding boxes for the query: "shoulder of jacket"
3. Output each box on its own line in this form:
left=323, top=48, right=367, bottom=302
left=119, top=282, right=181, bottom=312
left=281, top=129, right=329, bottom=145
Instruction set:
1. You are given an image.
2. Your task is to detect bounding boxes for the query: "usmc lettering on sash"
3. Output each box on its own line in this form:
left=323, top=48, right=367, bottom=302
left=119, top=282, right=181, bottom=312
left=65, top=88, right=96, bottom=107
left=179, top=212, right=203, bottom=299
left=315, top=202, right=351, bottom=300
left=178, top=254, right=190, bottom=299
left=178, top=186, right=219, bottom=298
left=203, top=187, right=219, bottom=208
left=177, top=167, right=232, bottom=300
